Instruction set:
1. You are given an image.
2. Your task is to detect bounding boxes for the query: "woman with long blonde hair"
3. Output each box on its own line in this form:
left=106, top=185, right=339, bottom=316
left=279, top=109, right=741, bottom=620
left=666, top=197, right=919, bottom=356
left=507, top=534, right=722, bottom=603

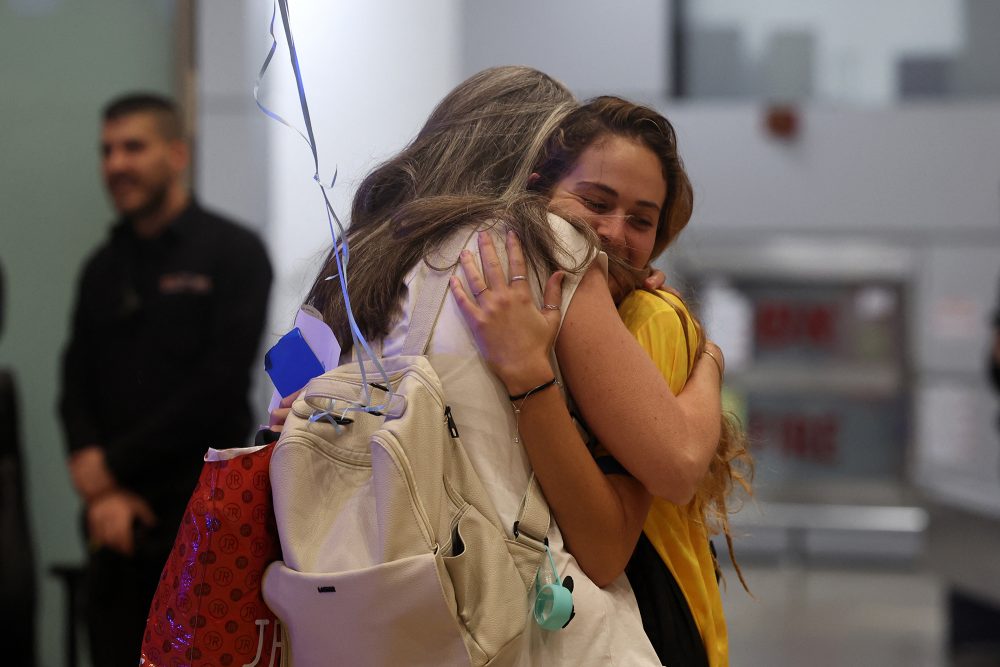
left=452, top=96, right=752, bottom=666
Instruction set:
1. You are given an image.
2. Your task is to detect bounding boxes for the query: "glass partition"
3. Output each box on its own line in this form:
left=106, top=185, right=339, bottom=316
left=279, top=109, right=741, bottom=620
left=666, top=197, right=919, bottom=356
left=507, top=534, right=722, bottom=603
left=676, top=0, right=1000, bottom=104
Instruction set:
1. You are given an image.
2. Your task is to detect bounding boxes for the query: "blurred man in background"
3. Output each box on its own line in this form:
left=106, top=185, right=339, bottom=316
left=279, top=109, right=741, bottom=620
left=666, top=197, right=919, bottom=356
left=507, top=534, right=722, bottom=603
left=59, top=93, right=272, bottom=666
left=0, top=262, right=38, bottom=666
left=990, top=285, right=1000, bottom=401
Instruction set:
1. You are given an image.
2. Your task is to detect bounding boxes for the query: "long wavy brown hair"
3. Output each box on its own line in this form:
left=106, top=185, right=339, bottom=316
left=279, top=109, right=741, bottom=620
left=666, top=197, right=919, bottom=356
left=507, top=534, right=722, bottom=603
left=305, top=66, right=593, bottom=349
left=531, top=96, right=755, bottom=591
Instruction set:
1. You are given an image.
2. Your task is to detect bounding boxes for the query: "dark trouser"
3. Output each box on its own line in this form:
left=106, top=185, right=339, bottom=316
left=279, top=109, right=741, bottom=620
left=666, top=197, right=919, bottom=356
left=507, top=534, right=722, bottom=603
left=949, top=588, right=1000, bottom=665
left=84, top=542, right=170, bottom=667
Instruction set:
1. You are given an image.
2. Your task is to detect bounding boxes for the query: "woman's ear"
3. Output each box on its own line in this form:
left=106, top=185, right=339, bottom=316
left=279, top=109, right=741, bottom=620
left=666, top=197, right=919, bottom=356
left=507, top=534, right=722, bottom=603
left=526, top=172, right=542, bottom=189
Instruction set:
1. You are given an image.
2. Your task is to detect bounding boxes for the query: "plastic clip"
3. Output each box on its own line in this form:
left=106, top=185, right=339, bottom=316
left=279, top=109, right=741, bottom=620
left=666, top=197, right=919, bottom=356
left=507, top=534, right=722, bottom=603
left=533, top=545, right=574, bottom=631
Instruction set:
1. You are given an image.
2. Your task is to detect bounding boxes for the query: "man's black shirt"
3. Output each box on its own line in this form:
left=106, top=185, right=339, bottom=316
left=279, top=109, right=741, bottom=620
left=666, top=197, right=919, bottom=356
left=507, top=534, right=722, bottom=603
left=992, top=291, right=1000, bottom=393
left=59, top=201, right=272, bottom=524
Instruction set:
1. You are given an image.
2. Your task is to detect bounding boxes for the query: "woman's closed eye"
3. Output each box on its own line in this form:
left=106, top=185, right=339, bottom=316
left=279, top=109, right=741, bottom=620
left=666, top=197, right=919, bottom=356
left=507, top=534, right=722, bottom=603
left=628, top=215, right=656, bottom=230
left=576, top=194, right=610, bottom=213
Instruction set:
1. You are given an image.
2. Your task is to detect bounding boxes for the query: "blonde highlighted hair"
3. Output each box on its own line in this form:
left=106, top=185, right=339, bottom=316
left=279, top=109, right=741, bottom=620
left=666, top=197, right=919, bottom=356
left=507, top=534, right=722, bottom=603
left=306, top=66, right=590, bottom=348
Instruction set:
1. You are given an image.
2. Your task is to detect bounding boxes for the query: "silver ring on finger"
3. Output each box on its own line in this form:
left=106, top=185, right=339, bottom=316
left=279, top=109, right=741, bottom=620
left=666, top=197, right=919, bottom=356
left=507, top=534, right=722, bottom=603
left=510, top=275, right=528, bottom=283
left=474, top=285, right=489, bottom=297
left=542, top=303, right=560, bottom=311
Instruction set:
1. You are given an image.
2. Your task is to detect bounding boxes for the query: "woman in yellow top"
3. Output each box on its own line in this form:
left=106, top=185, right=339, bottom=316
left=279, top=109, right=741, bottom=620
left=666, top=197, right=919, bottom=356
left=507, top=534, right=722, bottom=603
left=453, top=97, right=752, bottom=666
left=619, top=289, right=737, bottom=666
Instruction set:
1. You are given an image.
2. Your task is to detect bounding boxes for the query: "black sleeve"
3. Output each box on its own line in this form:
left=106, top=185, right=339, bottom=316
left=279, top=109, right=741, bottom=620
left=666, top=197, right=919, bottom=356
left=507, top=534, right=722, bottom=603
left=991, top=297, right=1000, bottom=393
left=991, top=333, right=1000, bottom=393
left=103, top=230, right=273, bottom=486
left=0, top=371, right=20, bottom=459
left=58, top=260, right=103, bottom=453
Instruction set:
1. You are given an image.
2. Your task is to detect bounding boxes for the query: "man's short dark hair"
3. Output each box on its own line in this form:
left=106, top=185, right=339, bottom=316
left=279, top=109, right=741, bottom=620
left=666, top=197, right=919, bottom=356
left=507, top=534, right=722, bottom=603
left=102, top=92, right=184, bottom=140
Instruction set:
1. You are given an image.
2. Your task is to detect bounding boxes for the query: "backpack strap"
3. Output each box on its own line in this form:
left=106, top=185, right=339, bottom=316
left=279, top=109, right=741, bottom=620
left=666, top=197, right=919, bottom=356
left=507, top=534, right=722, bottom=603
left=401, top=230, right=475, bottom=357
left=512, top=474, right=550, bottom=553
left=401, top=228, right=552, bottom=554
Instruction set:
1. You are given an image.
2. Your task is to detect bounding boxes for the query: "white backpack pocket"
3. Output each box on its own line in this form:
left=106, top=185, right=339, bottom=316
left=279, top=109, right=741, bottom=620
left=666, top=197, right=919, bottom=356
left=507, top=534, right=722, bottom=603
left=262, top=556, right=471, bottom=667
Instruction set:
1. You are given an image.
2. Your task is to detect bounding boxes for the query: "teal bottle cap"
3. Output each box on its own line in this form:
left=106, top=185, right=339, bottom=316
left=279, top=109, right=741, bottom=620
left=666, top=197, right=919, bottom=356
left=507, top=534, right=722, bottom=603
left=534, top=582, right=574, bottom=630
left=533, top=544, right=574, bottom=631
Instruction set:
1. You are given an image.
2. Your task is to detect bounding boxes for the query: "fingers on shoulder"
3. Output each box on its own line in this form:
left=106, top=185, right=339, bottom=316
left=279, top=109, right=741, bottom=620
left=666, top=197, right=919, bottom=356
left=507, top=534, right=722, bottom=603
left=477, top=231, right=506, bottom=281
left=505, top=230, right=528, bottom=270
left=450, top=276, right=485, bottom=325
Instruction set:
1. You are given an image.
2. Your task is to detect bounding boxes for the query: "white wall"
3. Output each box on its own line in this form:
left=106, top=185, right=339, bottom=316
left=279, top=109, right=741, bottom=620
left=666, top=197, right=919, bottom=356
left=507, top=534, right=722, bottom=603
left=198, top=1, right=463, bottom=418
left=462, top=0, right=670, bottom=102
left=264, top=1, right=463, bottom=340
left=664, top=101, right=1000, bottom=234
left=196, top=0, right=274, bottom=237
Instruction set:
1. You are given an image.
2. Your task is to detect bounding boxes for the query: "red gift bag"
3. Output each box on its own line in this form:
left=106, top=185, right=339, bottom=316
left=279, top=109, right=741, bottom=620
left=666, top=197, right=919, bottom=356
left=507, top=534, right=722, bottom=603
left=141, top=444, right=284, bottom=667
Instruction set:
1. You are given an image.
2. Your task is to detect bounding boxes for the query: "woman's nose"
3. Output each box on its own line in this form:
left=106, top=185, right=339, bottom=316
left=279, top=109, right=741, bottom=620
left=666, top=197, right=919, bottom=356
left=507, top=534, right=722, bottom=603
left=596, top=214, right=627, bottom=253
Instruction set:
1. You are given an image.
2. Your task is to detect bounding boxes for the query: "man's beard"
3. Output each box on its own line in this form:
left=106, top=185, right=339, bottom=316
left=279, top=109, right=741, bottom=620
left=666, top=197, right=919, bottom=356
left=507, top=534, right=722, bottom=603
left=128, top=181, right=170, bottom=220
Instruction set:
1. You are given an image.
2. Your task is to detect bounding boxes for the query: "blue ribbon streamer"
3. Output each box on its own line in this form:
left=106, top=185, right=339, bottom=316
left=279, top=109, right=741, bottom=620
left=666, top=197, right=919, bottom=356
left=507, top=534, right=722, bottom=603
left=254, top=0, right=391, bottom=415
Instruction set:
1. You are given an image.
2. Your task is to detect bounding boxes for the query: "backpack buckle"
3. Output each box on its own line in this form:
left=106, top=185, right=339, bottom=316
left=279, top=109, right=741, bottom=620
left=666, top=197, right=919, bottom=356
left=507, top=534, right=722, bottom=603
left=512, top=520, right=548, bottom=551
left=308, top=398, right=355, bottom=426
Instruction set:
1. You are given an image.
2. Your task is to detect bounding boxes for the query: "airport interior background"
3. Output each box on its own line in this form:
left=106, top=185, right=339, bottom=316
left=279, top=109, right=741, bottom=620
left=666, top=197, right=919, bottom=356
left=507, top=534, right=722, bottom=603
left=2, top=1, right=999, bottom=665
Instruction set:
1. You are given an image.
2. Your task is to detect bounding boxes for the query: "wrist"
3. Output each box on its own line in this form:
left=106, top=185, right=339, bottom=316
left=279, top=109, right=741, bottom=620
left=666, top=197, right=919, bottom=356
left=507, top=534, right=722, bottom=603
left=498, top=359, right=555, bottom=397
left=508, top=377, right=559, bottom=402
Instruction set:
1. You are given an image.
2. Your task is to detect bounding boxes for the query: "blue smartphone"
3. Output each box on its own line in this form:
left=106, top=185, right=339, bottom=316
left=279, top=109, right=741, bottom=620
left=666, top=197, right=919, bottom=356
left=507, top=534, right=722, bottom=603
left=264, top=327, right=325, bottom=397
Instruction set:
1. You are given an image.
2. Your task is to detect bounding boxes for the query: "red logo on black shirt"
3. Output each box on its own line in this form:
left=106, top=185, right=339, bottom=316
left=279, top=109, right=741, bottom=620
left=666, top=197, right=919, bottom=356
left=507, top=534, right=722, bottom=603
left=160, top=272, right=213, bottom=295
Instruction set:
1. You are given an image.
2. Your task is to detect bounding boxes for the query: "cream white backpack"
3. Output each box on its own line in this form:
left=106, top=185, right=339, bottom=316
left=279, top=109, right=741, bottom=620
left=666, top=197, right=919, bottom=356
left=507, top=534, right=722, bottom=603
left=262, top=236, right=552, bottom=667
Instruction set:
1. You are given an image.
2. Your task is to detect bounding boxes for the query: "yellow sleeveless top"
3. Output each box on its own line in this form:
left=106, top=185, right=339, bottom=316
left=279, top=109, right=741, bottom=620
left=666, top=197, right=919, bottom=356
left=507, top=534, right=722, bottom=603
left=618, top=289, right=729, bottom=667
